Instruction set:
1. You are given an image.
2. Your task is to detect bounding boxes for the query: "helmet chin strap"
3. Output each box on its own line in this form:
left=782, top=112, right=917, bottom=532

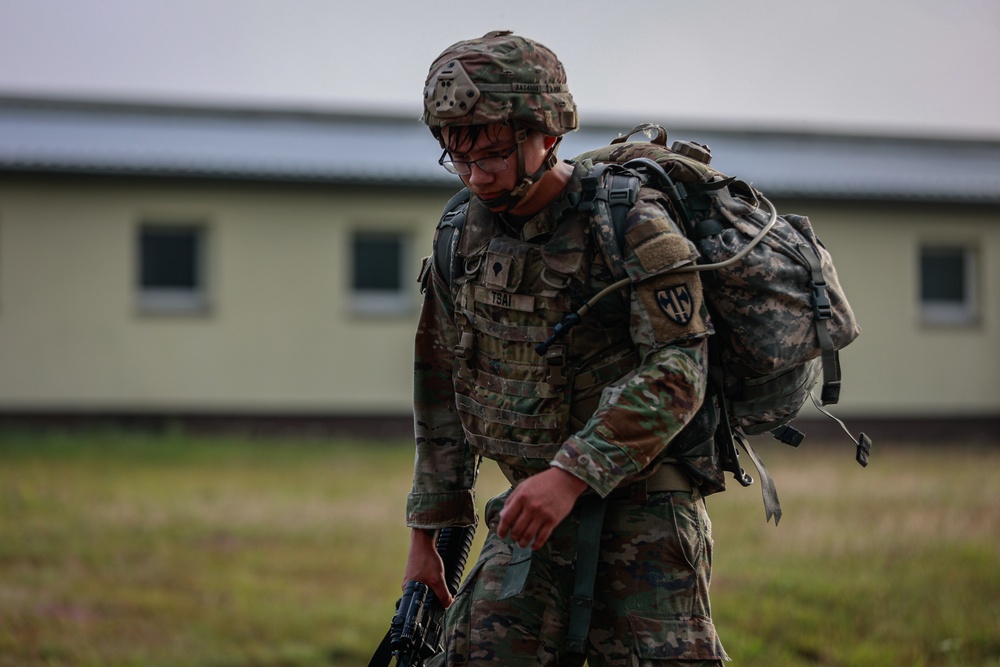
left=479, top=128, right=561, bottom=213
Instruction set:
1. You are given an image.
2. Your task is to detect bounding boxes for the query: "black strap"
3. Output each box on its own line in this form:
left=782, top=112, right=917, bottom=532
left=367, top=630, right=393, bottom=667
left=693, top=217, right=726, bottom=239
left=434, top=188, right=471, bottom=287
left=564, top=494, right=608, bottom=658
left=606, top=172, right=639, bottom=247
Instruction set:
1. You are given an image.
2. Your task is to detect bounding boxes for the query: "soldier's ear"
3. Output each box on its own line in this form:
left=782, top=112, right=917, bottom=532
left=543, top=135, right=558, bottom=150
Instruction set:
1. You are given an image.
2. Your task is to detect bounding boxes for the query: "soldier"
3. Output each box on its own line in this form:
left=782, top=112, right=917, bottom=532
left=403, top=31, right=729, bottom=666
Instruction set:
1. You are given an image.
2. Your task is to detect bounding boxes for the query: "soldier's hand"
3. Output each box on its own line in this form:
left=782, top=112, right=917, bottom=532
left=402, top=528, right=454, bottom=607
left=498, top=467, right=589, bottom=550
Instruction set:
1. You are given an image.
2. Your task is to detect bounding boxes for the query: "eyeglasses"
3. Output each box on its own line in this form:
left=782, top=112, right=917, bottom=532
left=438, top=145, right=517, bottom=175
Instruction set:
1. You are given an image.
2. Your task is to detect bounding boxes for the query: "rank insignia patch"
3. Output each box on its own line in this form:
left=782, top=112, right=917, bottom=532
left=656, top=285, right=694, bottom=325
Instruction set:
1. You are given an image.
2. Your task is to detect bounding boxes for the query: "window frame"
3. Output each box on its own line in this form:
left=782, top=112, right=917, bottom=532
left=135, top=222, right=210, bottom=315
left=918, top=242, right=979, bottom=327
left=349, top=229, right=413, bottom=316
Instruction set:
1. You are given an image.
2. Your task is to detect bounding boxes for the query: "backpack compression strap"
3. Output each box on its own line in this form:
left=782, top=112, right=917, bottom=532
left=797, top=243, right=842, bottom=405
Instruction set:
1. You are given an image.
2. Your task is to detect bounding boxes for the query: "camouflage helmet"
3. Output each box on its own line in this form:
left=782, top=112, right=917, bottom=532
left=422, top=30, right=578, bottom=140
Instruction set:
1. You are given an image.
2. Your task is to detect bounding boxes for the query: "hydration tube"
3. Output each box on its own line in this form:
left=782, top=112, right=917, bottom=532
left=535, top=194, right=779, bottom=355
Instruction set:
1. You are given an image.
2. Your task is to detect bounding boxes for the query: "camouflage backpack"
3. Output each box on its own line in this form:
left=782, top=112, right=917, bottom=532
left=432, top=124, right=871, bottom=523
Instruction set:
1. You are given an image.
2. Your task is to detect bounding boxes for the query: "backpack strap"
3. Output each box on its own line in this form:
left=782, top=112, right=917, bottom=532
left=606, top=172, right=639, bottom=251
left=578, top=164, right=640, bottom=283
left=432, top=187, right=471, bottom=288
left=797, top=242, right=842, bottom=405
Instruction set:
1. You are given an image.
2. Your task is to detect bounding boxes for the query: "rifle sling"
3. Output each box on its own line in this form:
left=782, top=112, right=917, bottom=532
left=367, top=630, right=393, bottom=667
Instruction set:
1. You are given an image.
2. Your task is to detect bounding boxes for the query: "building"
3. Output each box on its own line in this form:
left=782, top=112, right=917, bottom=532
left=1, top=96, right=998, bottom=441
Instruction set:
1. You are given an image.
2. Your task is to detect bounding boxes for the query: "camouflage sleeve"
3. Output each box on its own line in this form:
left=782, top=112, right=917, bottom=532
left=551, top=193, right=713, bottom=497
left=405, top=258, right=478, bottom=529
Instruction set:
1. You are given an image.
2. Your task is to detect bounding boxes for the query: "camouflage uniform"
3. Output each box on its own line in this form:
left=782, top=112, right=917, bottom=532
left=408, top=31, right=729, bottom=665
left=439, top=486, right=722, bottom=666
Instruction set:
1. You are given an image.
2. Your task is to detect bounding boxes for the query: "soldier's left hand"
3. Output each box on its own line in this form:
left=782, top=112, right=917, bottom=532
left=498, top=467, right=589, bottom=549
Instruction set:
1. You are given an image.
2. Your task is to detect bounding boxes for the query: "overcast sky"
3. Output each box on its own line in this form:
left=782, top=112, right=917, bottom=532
left=1, top=0, right=998, bottom=139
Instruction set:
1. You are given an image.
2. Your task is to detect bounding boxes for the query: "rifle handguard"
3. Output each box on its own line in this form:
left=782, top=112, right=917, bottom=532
left=371, top=524, right=477, bottom=667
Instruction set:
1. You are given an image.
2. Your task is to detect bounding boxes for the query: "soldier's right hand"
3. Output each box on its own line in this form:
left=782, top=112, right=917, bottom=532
left=402, top=528, right=454, bottom=607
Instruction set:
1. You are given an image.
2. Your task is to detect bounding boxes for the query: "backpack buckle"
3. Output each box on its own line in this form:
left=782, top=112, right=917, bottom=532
left=812, top=282, right=832, bottom=320
left=856, top=433, right=872, bottom=467
left=607, top=180, right=637, bottom=206
left=770, top=424, right=804, bottom=447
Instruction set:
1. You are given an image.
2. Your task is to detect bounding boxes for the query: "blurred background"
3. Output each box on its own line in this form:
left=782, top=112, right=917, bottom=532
left=0, top=0, right=998, bottom=437
left=3, top=0, right=999, bottom=135
left=0, top=2, right=999, bottom=666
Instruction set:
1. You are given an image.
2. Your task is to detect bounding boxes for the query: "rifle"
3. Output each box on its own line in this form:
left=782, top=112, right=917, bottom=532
left=369, top=524, right=477, bottom=667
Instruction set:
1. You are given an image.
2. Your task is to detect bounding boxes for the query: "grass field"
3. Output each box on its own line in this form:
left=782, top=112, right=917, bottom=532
left=1, top=428, right=998, bottom=666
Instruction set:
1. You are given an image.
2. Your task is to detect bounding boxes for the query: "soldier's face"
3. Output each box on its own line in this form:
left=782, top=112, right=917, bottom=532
left=441, top=124, right=552, bottom=208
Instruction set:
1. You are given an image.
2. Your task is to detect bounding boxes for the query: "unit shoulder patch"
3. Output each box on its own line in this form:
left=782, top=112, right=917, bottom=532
left=655, top=284, right=694, bottom=325
left=636, top=273, right=710, bottom=344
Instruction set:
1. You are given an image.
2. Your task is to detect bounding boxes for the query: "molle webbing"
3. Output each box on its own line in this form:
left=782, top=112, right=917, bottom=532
left=445, top=203, right=640, bottom=467
left=464, top=431, right=563, bottom=461
left=473, top=369, right=562, bottom=399
left=459, top=306, right=553, bottom=342
left=455, top=394, right=564, bottom=430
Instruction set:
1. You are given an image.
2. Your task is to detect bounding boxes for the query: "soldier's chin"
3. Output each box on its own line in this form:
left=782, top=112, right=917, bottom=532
left=479, top=193, right=511, bottom=210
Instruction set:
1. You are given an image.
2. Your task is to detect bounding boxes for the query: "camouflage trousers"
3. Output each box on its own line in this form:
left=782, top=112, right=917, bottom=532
left=429, top=485, right=729, bottom=666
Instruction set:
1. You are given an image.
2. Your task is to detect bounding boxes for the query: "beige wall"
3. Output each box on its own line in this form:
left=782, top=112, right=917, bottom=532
left=774, top=198, right=1000, bottom=417
left=1, top=177, right=998, bottom=419
left=0, top=176, right=447, bottom=414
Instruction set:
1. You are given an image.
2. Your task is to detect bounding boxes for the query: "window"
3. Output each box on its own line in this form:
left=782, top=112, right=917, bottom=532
left=351, top=231, right=411, bottom=314
left=137, top=224, right=208, bottom=314
left=919, top=244, right=978, bottom=325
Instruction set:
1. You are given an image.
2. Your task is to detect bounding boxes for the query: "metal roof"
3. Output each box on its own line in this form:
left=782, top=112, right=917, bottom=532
left=2, top=96, right=999, bottom=203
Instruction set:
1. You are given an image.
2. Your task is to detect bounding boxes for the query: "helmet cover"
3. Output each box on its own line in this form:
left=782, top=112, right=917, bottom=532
left=422, top=30, right=578, bottom=138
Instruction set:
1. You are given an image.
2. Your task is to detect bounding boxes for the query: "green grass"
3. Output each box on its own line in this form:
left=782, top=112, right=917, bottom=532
left=1, top=428, right=998, bottom=666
